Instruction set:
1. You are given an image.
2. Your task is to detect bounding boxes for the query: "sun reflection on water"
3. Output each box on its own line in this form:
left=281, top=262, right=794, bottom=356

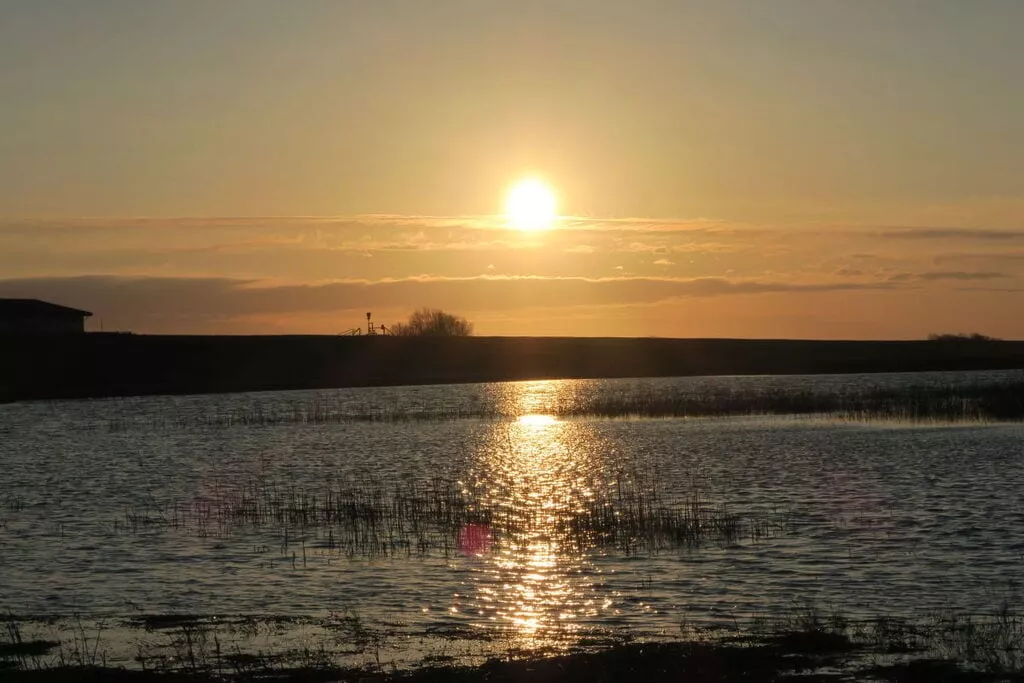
left=517, top=414, right=560, bottom=427
left=452, top=381, right=613, bottom=648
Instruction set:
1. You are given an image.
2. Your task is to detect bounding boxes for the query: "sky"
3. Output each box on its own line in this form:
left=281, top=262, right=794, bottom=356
left=1, top=0, right=1023, bottom=337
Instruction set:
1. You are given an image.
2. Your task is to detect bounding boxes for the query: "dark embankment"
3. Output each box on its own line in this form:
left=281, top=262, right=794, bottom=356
left=3, top=334, right=1024, bottom=403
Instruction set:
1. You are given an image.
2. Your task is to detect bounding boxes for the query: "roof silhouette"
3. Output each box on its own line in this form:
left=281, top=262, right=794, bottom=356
left=0, top=298, right=93, bottom=317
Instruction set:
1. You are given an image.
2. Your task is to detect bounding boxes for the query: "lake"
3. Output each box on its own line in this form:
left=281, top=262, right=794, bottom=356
left=2, top=370, right=1023, bottom=668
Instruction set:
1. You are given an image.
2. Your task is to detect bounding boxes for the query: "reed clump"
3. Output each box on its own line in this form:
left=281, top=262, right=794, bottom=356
left=749, top=602, right=1024, bottom=675
left=116, top=475, right=784, bottom=558
left=567, top=382, right=1024, bottom=422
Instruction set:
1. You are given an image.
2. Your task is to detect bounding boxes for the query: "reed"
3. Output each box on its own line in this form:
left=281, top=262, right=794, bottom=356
left=102, top=380, right=1024, bottom=432
left=0, top=619, right=59, bottom=671
left=115, top=473, right=785, bottom=558
left=748, top=602, right=1024, bottom=674
left=570, top=382, right=1024, bottom=422
left=5, top=604, right=1023, bottom=679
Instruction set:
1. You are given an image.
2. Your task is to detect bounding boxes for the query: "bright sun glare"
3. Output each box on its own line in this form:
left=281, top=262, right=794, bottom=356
left=505, top=178, right=558, bottom=231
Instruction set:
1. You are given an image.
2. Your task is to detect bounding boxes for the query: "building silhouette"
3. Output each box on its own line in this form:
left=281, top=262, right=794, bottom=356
left=0, top=299, right=93, bottom=335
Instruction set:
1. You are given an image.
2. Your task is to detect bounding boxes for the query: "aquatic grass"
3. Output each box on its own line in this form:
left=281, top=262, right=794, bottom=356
left=115, top=474, right=786, bottom=558
left=101, top=380, right=1024, bottom=432
left=927, top=607, right=1024, bottom=674
left=566, top=382, right=1024, bottom=423
left=0, top=619, right=59, bottom=671
left=4, top=605, right=1024, bottom=680
left=747, top=602, right=1024, bottom=675
left=0, top=615, right=109, bottom=672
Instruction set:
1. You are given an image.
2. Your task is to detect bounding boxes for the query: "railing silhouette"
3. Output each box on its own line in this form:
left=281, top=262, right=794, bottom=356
left=339, top=325, right=393, bottom=336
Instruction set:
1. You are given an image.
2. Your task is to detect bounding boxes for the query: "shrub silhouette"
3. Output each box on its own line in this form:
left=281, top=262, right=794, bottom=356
left=393, top=308, right=473, bottom=337
left=926, top=333, right=1001, bottom=343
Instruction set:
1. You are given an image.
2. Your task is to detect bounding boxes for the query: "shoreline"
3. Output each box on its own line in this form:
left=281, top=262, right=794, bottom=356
left=3, top=335, right=1024, bottom=403
left=3, top=610, right=1019, bottom=682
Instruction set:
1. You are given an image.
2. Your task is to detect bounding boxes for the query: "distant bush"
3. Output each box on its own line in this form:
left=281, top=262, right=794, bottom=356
left=393, top=308, right=473, bottom=337
left=926, top=333, right=1002, bottom=343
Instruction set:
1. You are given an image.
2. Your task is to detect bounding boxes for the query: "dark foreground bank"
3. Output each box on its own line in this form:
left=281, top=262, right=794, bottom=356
left=2, top=635, right=1020, bottom=683
left=4, top=334, right=1024, bottom=403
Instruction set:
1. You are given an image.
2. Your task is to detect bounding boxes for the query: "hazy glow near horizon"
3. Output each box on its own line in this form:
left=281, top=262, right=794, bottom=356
left=505, top=179, right=558, bottom=231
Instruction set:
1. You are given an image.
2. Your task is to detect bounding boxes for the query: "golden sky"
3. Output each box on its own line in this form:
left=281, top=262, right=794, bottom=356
left=1, top=2, right=1022, bottom=338
left=2, top=215, right=1022, bottom=337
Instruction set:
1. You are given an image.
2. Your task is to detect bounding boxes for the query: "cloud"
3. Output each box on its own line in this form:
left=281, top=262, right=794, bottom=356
left=876, top=228, right=1024, bottom=241
left=4, top=217, right=1020, bottom=319
left=0, top=274, right=899, bottom=331
left=0, top=215, right=759, bottom=269
left=557, top=217, right=757, bottom=234
left=956, top=287, right=1024, bottom=293
left=885, top=271, right=1007, bottom=283
left=914, top=271, right=1007, bottom=281
left=934, top=252, right=1024, bottom=267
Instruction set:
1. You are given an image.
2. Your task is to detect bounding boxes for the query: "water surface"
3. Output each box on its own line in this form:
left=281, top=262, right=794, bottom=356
left=2, top=371, right=1022, bottom=662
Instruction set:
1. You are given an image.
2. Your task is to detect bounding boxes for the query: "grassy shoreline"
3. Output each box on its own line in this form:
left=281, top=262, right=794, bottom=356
left=4, top=610, right=1023, bottom=682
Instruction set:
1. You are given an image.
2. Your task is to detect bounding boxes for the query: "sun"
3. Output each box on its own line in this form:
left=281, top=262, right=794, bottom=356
left=505, top=178, right=558, bottom=231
